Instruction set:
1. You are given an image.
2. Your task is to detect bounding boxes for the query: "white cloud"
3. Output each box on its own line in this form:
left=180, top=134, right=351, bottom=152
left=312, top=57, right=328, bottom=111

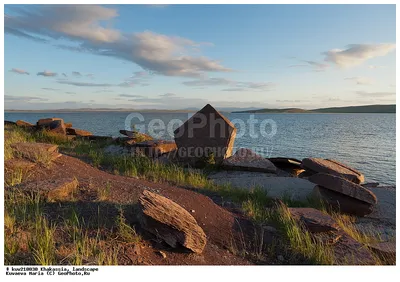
left=37, top=70, right=57, bottom=77
left=5, top=95, right=48, bottom=102
left=57, top=80, right=113, bottom=87
left=323, top=43, right=396, bottom=68
left=9, top=68, right=29, bottom=75
left=355, top=91, right=395, bottom=97
left=5, top=5, right=230, bottom=78
left=183, top=77, right=275, bottom=91
left=344, top=77, right=374, bottom=85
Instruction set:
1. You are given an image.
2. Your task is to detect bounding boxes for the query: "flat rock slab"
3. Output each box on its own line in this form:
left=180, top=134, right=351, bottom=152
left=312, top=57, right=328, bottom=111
left=16, top=120, right=34, bottom=127
left=133, top=140, right=177, bottom=157
left=313, top=185, right=374, bottom=217
left=138, top=190, right=207, bottom=254
left=364, top=186, right=396, bottom=225
left=268, top=157, right=302, bottom=168
left=5, top=159, right=36, bottom=171
left=289, top=207, right=340, bottom=233
left=66, top=128, right=93, bottom=136
left=11, top=142, right=59, bottom=160
left=302, top=158, right=364, bottom=184
left=16, top=177, right=79, bottom=201
left=333, top=231, right=376, bottom=265
left=309, top=173, right=377, bottom=205
left=209, top=173, right=315, bottom=202
left=222, top=148, right=277, bottom=173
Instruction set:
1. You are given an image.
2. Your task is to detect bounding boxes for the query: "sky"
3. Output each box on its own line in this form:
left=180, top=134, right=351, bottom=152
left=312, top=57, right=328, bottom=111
left=3, top=4, right=396, bottom=110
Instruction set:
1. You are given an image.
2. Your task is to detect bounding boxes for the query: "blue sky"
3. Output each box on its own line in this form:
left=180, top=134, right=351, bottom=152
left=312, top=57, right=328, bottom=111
left=4, top=4, right=396, bottom=110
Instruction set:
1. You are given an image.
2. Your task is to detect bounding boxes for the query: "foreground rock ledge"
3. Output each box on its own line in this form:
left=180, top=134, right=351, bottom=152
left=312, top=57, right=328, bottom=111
left=138, top=190, right=207, bottom=254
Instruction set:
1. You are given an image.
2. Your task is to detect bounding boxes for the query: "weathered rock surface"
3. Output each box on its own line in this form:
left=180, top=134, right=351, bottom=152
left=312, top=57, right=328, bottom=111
left=313, top=185, right=374, bottom=216
left=288, top=208, right=340, bottom=233
left=209, top=172, right=315, bottom=202
left=333, top=231, right=376, bottom=265
left=66, top=128, right=93, bottom=136
left=302, top=158, right=364, bottom=184
left=16, top=177, right=79, bottom=201
left=64, top=122, right=73, bottom=128
left=309, top=173, right=377, bottom=205
left=16, top=120, right=34, bottom=127
left=138, top=190, right=207, bottom=254
left=133, top=140, right=177, bottom=157
left=361, top=182, right=380, bottom=188
left=10, top=142, right=60, bottom=163
left=174, top=104, right=237, bottom=164
left=5, top=159, right=36, bottom=172
left=222, top=148, right=277, bottom=173
left=37, top=118, right=66, bottom=135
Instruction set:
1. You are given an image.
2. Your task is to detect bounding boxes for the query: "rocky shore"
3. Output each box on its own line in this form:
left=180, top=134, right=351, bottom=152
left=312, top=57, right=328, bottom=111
left=4, top=104, right=396, bottom=265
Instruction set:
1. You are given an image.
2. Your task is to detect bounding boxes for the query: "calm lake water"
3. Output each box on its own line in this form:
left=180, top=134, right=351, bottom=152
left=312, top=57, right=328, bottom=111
left=5, top=111, right=396, bottom=185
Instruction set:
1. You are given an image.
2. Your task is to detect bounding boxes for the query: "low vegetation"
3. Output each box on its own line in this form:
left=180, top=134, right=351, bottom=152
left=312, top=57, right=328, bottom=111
left=4, top=124, right=389, bottom=265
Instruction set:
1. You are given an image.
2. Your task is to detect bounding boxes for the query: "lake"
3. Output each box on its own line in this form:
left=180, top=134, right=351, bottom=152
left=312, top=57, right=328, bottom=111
left=4, top=111, right=396, bottom=186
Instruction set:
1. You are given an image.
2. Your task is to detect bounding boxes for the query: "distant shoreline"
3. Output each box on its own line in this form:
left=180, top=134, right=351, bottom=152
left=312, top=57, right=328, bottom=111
left=4, top=104, right=396, bottom=114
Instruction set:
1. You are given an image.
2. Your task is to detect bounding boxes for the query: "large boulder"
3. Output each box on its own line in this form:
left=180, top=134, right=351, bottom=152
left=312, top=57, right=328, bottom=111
left=222, top=148, right=277, bottom=173
left=313, top=185, right=374, bottom=216
left=66, top=128, right=93, bottom=137
left=37, top=118, right=66, bottom=135
left=302, top=158, right=364, bottom=184
left=309, top=173, right=377, bottom=205
left=132, top=140, right=177, bottom=158
left=174, top=104, right=236, bottom=164
left=138, top=190, right=207, bottom=254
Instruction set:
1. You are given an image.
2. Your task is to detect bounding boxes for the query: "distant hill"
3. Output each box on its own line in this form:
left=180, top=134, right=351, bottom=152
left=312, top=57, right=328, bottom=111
left=312, top=104, right=396, bottom=113
left=233, top=104, right=395, bottom=114
left=234, top=108, right=311, bottom=113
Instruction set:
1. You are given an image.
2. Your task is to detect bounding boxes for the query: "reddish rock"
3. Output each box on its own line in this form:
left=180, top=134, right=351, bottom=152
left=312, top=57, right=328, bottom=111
left=313, top=185, right=374, bottom=216
left=309, top=173, right=377, bottom=205
left=66, top=128, right=93, bottom=137
left=174, top=104, right=237, bottom=164
left=333, top=231, right=376, bottom=265
left=133, top=140, right=177, bottom=157
left=222, top=148, right=277, bottom=173
left=302, top=158, right=364, bottom=184
left=36, top=118, right=66, bottom=135
left=10, top=142, right=60, bottom=163
left=5, top=159, right=36, bottom=172
left=65, top=122, right=73, bottom=128
left=16, top=120, right=34, bottom=127
left=16, top=177, right=79, bottom=201
left=138, top=190, right=207, bottom=254
left=289, top=207, right=340, bottom=233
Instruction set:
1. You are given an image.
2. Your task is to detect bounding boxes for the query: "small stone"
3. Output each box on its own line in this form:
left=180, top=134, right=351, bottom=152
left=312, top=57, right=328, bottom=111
left=158, top=251, right=167, bottom=259
left=190, top=209, right=195, bottom=213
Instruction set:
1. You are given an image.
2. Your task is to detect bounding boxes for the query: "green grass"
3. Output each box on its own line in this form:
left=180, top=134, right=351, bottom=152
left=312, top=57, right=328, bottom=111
left=4, top=125, right=387, bottom=265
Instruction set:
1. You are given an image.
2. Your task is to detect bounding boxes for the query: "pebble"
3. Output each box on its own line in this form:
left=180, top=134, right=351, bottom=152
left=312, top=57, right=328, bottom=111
left=190, top=209, right=195, bottom=213
left=158, top=251, right=167, bottom=259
